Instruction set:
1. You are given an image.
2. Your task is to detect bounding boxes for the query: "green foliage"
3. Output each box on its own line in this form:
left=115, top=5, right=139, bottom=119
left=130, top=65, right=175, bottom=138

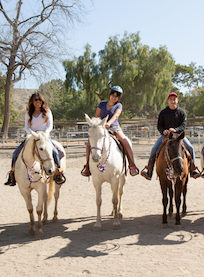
left=63, top=32, right=175, bottom=119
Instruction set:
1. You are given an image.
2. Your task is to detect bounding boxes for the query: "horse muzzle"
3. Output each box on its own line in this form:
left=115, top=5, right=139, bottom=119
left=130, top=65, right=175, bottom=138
left=91, top=152, right=101, bottom=163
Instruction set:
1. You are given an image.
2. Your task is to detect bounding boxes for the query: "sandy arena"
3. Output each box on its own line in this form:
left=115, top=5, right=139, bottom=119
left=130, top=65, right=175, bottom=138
left=0, top=147, right=204, bottom=277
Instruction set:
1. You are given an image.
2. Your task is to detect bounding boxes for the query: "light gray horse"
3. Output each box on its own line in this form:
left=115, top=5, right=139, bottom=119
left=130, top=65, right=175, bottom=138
left=15, top=130, right=66, bottom=235
left=85, top=114, right=127, bottom=229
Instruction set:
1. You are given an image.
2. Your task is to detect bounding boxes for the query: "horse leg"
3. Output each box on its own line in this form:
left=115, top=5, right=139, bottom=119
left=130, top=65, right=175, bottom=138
left=20, top=190, right=35, bottom=235
left=36, top=187, right=46, bottom=236
left=168, top=182, right=173, bottom=217
left=182, top=177, right=188, bottom=217
left=94, top=182, right=102, bottom=229
left=53, top=183, right=60, bottom=221
left=117, top=175, right=125, bottom=219
left=42, top=189, right=48, bottom=223
left=161, top=183, right=168, bottom=224
left=111, top=179, right=120, bottom=228
left=175, top=181, right=182, bottom=225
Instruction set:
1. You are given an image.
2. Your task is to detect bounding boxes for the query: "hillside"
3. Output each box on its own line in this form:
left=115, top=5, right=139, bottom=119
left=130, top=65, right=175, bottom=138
left=13, top=88, right=37, bottom=121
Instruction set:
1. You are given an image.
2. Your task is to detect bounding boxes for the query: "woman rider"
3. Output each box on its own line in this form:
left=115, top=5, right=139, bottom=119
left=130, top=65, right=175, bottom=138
left=4, top=92, right=65, bottom=186
left=81, top=85, right=139, bottom=177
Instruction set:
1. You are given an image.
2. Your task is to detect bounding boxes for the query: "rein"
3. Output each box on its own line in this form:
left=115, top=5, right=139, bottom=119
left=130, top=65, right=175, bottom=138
left=90, top=130, right=112, bottom=172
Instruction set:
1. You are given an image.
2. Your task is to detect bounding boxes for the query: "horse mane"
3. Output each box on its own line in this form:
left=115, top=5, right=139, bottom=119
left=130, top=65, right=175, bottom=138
left=90, top=117, right=104, bottom=127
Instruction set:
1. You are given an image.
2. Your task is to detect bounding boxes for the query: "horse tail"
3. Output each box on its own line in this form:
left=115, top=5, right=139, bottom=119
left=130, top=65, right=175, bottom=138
left=47, top=178, right=55, bottom=205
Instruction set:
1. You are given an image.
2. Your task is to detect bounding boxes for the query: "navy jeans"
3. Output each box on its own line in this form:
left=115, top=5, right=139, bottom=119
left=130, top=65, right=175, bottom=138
left=149, top=135, right=196, bottom=162
left=11, top=139, right=60, bottom=168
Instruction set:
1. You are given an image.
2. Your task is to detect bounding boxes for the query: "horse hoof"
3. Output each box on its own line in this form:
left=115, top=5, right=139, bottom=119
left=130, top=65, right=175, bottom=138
left=42, top=218, right=48, bottom=224
left=181, top=212, right=187, bottom=217
left=93, top=223, right=102, bottom=230
left=37, top=229, right=43, bottom=236
left=161, top=223, right=168, bottom=228
left=52, top=217, right=58, bottom=222
left=113, top=219, right=121, bottom=229
left=29, top=228, right=35, bottom=236
left=118, top=213, right=123, bottom=219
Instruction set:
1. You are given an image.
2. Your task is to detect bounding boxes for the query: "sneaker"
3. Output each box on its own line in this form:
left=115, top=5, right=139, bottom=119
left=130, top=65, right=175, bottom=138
left=129, top=165, right=139, bottom=176
left=81, top=165, right=91, bottom=177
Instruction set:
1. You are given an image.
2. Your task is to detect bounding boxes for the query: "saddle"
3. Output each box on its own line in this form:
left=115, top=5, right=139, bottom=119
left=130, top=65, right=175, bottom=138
left=52, top=142, right=64, bottom=160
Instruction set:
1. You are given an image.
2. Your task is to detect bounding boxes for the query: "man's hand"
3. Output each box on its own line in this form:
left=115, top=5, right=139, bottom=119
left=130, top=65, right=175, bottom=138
left=163, top=129, right=169, bottom=135
left=169, top=128, right=176, bottom=133
left=163, top=128, right=176, bottom=135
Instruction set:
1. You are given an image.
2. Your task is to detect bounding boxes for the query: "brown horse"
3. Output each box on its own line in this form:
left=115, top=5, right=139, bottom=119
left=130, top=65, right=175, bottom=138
left=156, top=132, right=189, bottom=225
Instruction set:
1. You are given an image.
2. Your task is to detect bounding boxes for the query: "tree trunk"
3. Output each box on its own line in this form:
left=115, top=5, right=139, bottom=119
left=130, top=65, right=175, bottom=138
left=1, top=64, right=14, bottom=141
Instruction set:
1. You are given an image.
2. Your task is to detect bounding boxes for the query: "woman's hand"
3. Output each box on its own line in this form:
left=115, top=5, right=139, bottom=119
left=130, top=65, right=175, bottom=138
left=105, top=123, right=110, bottom=129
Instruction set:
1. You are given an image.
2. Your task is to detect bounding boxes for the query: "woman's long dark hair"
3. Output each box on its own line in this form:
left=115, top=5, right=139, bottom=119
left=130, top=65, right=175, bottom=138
left=27, top=93, right=48, bottom=125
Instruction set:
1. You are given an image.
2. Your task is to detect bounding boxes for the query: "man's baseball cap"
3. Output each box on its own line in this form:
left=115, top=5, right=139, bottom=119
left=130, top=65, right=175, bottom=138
left=168, top=92, right=178, bottom=99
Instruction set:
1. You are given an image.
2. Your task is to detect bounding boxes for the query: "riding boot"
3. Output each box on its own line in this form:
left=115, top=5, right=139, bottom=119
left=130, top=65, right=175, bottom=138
left=54, top=168, right=66, bottom=184
left=189, top=160, right=200, bottom=179
left=141, top=155, right=156, bottom=180
left=122, top=138, right=139, bottom=176
left=4, top=170, right=16, bottom=186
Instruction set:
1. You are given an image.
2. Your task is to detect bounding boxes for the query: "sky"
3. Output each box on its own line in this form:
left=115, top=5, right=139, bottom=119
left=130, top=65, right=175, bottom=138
left=16, top=0, right=204, bottom=89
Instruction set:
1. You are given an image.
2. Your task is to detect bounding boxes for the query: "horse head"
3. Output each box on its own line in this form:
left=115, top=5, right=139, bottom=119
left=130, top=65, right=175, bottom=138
left=85, top=114, right=108, bottom=162
left=166, top=131, right=185, bottom=178
left=30, top=130, right=56, bottom=176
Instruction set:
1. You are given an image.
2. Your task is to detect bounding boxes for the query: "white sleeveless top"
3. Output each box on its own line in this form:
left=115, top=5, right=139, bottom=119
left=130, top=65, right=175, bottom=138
left=25, top=109, right=53, bottom=134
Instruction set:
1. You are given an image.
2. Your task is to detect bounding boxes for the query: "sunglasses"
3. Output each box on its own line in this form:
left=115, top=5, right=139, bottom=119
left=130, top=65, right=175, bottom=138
left=110, top=92, right=121, bottom=97
left=34, top=98, right=42, bottom=102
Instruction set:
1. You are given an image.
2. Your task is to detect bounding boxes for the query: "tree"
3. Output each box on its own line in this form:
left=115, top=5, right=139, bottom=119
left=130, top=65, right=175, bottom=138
left=0, top=0, right=83, bottom=139
left=63, top=32, right=175, bottom=119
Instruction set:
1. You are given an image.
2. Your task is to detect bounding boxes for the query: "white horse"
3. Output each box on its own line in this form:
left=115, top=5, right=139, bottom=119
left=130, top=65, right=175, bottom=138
left=201, top=145, right=204, bottom=177
left=15, top=130, right=66, bottom=235
left=85, top=114, right=127, bottom=229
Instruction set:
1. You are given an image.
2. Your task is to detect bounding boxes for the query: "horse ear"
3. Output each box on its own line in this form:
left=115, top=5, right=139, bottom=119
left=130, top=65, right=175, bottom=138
left=177, top=131, right=185, bottom=141
left=30, top=130, right=39, bottom=140
left=169, top=132, right=173, bottom=139
left=85, top=113, right=92, bottom=126
left=100, top=115, right=109, bottom=127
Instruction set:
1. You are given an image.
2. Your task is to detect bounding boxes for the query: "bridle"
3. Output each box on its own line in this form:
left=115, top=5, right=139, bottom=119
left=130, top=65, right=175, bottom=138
left=21, top=138, right=53, bottom=184
left=165, top=141, right=184, bottom=181
left=89, top=129, right=112, bottom=172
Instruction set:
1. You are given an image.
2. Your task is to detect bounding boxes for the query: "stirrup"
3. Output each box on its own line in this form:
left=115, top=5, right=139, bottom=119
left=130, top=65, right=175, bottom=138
left=141, top=166, right=151, bottom=180
left=190, top=166, right=201, bottom=179
left=129, top=165, right=139, bottom=176
left=54, top=172, right=66, bottom=185
left=81, top=165, right=91, bottom=177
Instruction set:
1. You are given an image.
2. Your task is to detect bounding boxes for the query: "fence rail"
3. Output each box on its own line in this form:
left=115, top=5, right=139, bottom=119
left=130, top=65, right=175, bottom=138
left=0, top=125, right=204, bottom=159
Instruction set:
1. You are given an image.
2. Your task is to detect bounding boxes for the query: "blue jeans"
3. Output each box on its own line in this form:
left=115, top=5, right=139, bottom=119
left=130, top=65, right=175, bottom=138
left=11, top=139, right=60, bottom=168
left=149, top=135, right=196, bottom=162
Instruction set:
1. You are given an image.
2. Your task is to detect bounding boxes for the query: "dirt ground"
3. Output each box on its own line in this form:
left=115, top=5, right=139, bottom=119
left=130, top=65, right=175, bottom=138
left=0, top=150, right=204, bottom=277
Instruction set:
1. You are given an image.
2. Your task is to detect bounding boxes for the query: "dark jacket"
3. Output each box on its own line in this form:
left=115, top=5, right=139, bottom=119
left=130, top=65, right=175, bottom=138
left=157, top=106, right=187, bottom=135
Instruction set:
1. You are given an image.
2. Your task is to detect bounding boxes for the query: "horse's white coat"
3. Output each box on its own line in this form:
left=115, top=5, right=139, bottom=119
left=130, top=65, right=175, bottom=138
left=15, top=131, right=66, bottom=235
left=85, top=114, right=126, bottom=228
